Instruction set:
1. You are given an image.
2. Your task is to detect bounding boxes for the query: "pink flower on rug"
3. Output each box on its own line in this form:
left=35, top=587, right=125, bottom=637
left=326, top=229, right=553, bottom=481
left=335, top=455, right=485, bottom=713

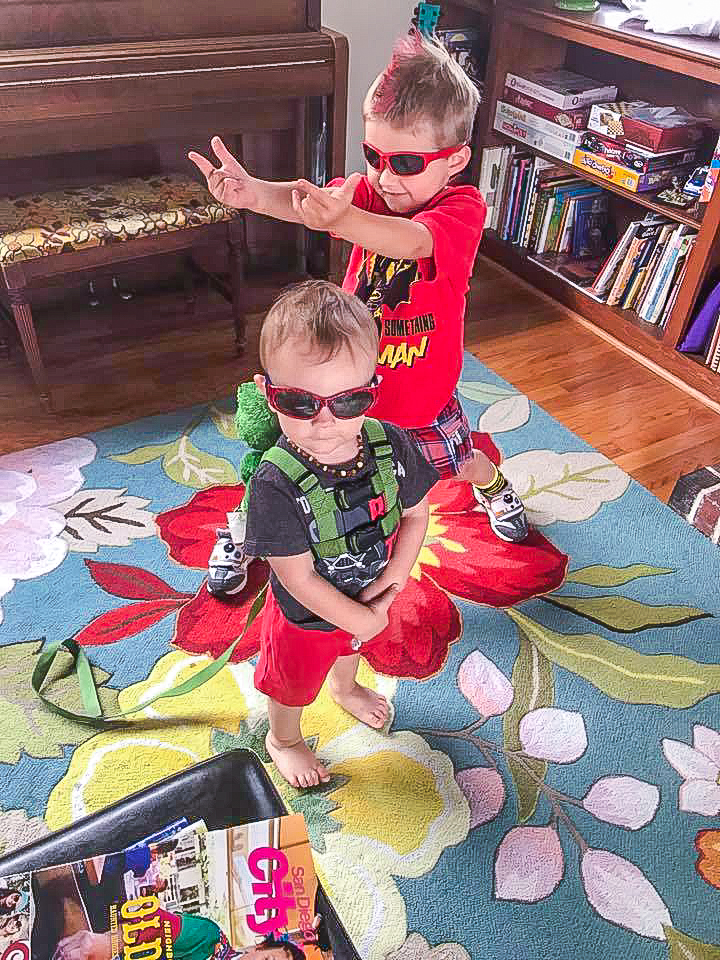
left=77, top=432, right=567, bottom=677
left=582, top=777, right=660, bottom=830
left=457, top=651, right=514, bottom=717
left=663, top=725, right=720, bottom=816
left=494, top=825, right=565, bottom=902
left=456, top=767, right=506, bottom=827
left=580, top=849, right=672, bottom=940
left=519, top=708, right=588, bottom=763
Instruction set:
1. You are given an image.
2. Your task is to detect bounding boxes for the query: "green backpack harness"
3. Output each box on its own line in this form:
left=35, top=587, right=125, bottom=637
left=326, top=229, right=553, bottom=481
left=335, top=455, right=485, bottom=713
left=260, top=417, right=401, bottom=560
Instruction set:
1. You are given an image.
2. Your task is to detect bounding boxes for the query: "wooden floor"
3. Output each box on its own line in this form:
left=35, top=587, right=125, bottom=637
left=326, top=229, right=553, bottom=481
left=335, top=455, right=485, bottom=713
left=2, top=256, right=719, bottom=504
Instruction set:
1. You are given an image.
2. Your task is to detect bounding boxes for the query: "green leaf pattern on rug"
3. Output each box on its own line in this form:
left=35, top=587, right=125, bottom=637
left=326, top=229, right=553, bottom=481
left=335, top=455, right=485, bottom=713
left=209, top=405, right=239, bottom=440
left=542, top=595, right=711, bottom=633
left=0, top=640, right=119, bottom=763
left=665, top=927, right=720, bottom=960
left=111, top=442, right=175, bottom=465
left=506, top=609, right=720, bottom=708
left=160, top=436, right=237, bottom=488
left=503, top=629, right=554, bottom=823
left=565, top=564, right=673, bottom=587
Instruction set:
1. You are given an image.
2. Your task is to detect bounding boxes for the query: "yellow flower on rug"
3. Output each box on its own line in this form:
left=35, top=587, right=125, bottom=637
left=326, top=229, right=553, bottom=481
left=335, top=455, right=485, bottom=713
left=45, top=652, right=469, bottom=960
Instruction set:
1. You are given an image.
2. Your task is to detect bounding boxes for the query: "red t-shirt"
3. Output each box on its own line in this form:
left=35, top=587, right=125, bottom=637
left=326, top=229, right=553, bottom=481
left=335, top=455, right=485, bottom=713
left=329, top=176, right=486, bottom=427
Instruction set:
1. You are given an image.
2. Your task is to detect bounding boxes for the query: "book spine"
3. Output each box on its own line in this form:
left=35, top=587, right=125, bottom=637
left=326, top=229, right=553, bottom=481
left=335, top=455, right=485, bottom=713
left=506, top=72, right=616, bottom=109
left=640, top=228, right=682, bottom=322
left=607, top=236, right=641, bottom=307
left=497, top=101, right=586, bottom=145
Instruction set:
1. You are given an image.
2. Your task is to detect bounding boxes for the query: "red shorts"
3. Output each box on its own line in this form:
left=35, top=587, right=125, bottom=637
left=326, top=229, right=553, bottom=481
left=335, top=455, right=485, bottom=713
left=255, top=589, right=362, bottom=707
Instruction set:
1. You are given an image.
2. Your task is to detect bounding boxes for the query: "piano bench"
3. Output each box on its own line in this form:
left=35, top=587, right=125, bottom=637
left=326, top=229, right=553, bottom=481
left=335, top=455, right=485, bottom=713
left=0, top=173, right=247, bottom=410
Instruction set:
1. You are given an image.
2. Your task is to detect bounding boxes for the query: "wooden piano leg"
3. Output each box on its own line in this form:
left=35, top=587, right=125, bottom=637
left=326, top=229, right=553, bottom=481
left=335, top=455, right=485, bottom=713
left=4, top=267, right=52, bottom=410
left=228, top=216, right=247, bottom=355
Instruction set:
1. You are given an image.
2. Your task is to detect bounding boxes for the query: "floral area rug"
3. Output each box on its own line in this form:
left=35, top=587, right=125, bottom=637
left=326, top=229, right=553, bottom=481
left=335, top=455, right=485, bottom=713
left=1, top=352, right=719, bottom=960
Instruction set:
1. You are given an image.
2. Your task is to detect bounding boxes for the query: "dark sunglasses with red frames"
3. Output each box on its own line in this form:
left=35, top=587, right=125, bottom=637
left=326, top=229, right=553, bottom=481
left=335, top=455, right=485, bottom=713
left=362, top=141, right=465, bottom=177
left=264, top=375, right=382, bottom=420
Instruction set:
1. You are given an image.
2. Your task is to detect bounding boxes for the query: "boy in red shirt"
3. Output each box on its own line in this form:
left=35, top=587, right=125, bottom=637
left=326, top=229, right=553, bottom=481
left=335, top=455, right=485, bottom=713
left=191, top=32, right=528, bottom=596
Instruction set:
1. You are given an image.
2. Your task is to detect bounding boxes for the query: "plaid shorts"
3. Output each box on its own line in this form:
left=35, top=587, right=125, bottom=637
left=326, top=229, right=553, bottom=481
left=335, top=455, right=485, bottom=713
left=407, top=392, right=473, bottom=480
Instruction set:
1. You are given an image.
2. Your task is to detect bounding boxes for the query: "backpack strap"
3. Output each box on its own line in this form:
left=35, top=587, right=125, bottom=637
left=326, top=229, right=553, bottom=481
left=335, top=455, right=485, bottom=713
left=363, top=418, right=401, bottom=537
left=261, top=445, right=341, bottom=545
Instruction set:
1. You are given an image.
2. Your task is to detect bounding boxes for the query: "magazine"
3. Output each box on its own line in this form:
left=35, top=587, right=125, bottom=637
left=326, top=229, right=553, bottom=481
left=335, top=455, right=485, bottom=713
left=2, top=815, right=331, bottom=960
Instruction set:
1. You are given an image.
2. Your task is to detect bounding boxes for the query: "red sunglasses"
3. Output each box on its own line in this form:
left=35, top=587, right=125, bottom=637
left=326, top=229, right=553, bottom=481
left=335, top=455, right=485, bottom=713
left=362, top=141, right=464, bottom=176
left=265, top=375, right=382, bottom=420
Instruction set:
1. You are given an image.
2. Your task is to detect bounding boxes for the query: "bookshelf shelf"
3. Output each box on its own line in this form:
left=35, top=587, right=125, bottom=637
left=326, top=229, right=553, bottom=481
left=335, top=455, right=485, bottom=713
left=474, top=0, right=720, bottom=406
left=493, top=133, right=705, bottom=229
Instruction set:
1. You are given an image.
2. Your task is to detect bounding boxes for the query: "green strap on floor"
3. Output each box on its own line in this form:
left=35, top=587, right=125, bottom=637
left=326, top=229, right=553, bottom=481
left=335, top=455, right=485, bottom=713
left=32, top=583, right=268, bottom=726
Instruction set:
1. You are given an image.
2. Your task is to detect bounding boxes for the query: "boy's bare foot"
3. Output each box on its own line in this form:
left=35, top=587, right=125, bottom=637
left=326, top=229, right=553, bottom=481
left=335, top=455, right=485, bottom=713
left=330, top=682, right=390, bottom=729
left=266, top=731, right=330, bottom=789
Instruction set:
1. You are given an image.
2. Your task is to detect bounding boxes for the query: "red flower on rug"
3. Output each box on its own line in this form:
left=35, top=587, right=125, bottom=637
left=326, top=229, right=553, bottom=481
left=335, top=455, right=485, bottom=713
left=77, top=433, right=567, bottom=680
left=695, top=830, right=720, bottom=890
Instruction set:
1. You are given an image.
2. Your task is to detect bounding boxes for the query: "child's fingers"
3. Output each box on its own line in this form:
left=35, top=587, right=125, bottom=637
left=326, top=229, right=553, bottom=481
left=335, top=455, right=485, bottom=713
left=295, top=178, right=333, bottom=208
left=187, top=151, right=215, bottom=178
left=291, top=189, right=305, bottom=218
left=338, top=171, right=363, bottom=199
left=210, top=136, right=246, bottom=176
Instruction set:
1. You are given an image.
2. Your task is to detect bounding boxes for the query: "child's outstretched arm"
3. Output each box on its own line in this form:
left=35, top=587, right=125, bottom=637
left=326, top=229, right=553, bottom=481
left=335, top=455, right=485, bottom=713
left=358, top=495, right=430, bottom=602
left=292, top=178, right=433, bottom=261
left=188, top=136, right=304, bottom=224
left=268, top=551, right=398, bottom=642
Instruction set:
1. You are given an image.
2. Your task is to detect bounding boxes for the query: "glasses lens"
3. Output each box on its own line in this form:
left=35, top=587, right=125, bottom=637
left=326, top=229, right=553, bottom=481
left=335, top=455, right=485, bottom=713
left=389, top=153, right=426, bottom=176
left=273, top=389, right=318, bottom=419
left=362, top=144, right=383, bottom=170
left=330, top=389, right=375, bottom=419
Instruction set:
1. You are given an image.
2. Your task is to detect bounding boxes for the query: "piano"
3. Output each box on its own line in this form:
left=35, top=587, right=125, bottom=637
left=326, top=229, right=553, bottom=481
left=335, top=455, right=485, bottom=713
left=0, top=0, right=348, bottom=293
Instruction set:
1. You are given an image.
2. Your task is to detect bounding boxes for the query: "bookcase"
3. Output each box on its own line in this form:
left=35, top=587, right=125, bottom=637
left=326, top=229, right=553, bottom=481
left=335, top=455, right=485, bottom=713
left=467, top=0, right=720, bottom=407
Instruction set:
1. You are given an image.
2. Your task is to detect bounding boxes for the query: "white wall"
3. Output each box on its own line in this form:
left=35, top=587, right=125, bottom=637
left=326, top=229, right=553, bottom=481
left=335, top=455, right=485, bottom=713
left=323, top=0, right=416, bottom=174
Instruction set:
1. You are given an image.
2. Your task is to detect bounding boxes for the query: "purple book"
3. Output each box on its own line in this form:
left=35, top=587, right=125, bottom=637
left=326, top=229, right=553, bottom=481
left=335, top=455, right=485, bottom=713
left=678, top=279, right=720, bottom=354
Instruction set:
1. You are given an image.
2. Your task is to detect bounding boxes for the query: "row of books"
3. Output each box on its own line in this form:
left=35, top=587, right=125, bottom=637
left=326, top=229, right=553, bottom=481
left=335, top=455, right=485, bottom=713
left=479, top=143, right=697, bottom=326
left=704, top=317, right=720, bottom=372
left=0, top=814, right=333, bottom=960
left=480, top=146, right=611, bottom=259
left=592, top=215, right=696, bottom=325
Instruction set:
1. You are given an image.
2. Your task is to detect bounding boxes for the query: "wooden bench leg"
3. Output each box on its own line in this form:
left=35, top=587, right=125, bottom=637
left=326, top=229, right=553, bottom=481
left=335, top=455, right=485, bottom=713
left=228, top=217, right=247, bottom=355
left=6, top=277, right=52, bottom=410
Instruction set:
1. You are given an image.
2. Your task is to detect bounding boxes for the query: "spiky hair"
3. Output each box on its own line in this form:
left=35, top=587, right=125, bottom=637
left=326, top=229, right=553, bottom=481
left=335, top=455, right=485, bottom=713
left=365, top=30, right=480, bottom=146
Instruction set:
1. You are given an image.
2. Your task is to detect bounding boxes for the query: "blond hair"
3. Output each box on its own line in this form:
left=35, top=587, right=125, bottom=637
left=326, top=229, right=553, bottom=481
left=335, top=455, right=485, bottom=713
left=259, top=280, right=378, bottom=369
left=365, top=31, right=480, bottom=146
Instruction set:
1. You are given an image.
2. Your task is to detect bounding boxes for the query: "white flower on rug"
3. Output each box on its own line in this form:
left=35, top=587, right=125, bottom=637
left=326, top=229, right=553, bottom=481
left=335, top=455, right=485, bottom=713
left=44, top=652, right=469, bottom=960
left=0, top=438, right=96, bottom=624
left=663, top=725, right=720, bottom=815
left=385, top=932, right=470, bottom=960
left=58, top=488, right=155, bottom=552
left=500, top=450, right=630, bottom=525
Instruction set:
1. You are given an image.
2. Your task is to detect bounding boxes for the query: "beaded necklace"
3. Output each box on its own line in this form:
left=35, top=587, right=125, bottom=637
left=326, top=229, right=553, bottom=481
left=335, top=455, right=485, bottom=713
left=285, top=434, right=366, bottom=478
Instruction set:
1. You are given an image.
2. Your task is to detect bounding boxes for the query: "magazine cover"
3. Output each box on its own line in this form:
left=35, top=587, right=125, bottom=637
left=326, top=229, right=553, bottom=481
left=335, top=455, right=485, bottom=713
left=23, top=815, right=331, bottom=960
left=0, top=871, right=32, bottom=960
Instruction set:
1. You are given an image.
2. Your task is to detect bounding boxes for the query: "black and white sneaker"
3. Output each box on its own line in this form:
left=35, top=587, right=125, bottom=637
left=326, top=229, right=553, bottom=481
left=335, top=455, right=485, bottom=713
left=207, top=528, right=250, bottom=597
left=474, top=483, right=529, bottom=543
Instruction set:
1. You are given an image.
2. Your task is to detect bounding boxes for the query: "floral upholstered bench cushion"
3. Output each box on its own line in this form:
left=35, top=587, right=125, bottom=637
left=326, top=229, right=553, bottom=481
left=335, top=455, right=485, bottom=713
left=0, top=174, right=234, bottom=265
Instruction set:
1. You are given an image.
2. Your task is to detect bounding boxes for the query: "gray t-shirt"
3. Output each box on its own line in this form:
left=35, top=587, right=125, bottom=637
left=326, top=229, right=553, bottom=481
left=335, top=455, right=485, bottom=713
left=244, top=420, right=438, bottom=630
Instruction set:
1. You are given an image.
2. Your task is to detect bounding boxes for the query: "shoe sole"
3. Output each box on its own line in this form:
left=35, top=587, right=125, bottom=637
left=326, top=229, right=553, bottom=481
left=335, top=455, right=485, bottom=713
left=206, top=576, right=248, bottom=598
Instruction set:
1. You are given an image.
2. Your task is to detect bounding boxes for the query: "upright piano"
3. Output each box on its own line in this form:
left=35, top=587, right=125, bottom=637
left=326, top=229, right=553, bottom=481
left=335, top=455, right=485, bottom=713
left=0, top=0, right=348, bottom=304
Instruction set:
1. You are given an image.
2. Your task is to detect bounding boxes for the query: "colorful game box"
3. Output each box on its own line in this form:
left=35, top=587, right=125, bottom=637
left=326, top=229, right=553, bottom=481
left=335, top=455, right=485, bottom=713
left=588, top=102, right=705, bottom=152
left=579, top=132, right=699, bottom=175
left=572, top=148, right=693, bottom=192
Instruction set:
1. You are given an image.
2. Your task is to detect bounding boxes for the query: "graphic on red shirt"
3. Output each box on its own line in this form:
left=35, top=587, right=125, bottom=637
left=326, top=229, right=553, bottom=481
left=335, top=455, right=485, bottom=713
left=330, top=175, right=486, bottom=428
